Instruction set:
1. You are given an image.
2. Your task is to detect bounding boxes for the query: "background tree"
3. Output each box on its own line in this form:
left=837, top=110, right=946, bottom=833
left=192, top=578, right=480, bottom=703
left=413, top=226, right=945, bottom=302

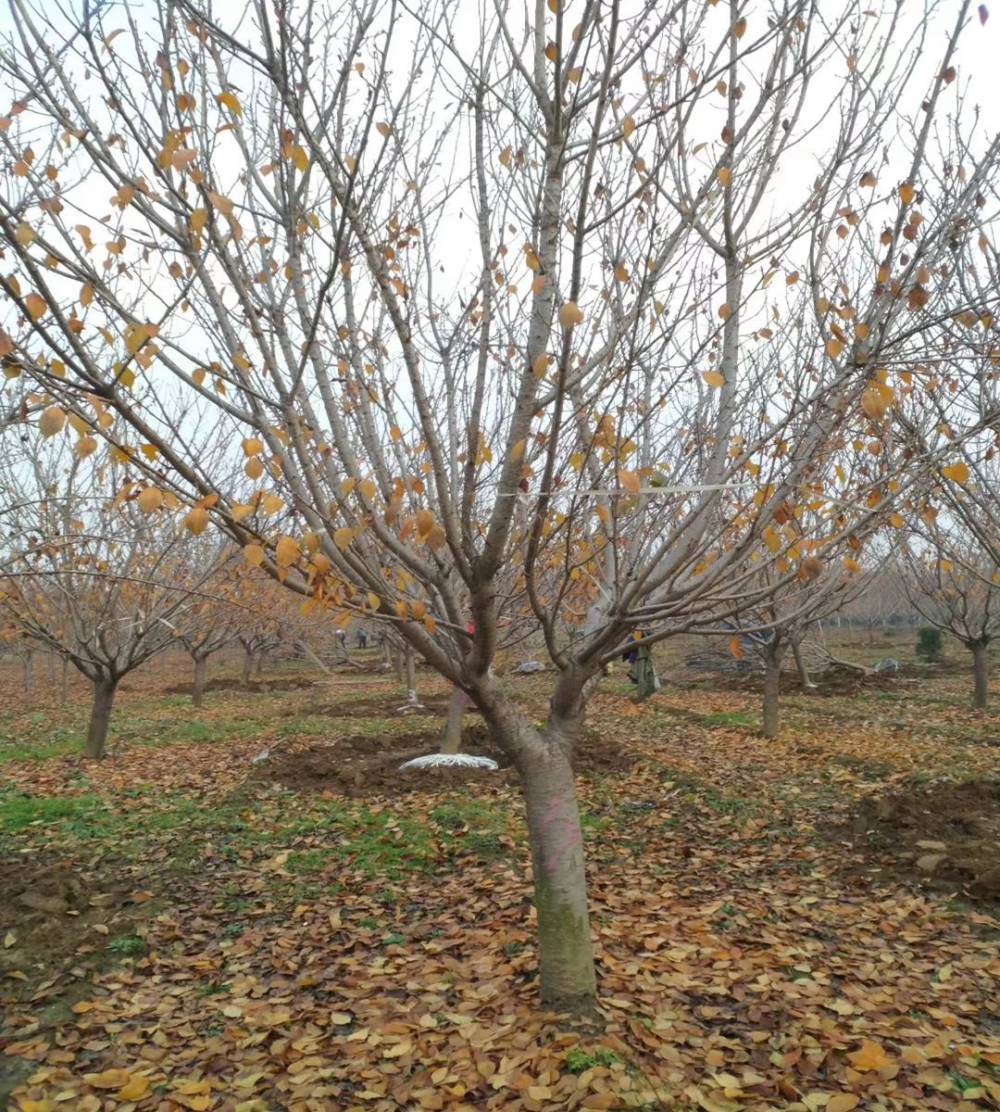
left=1, top=0, right=997, bottom=1011
left=731, top=533, right=877, bottom=737
left=900, top=507, right=999, bottom=709
left=0, top=455, right=226, bottom=756
left=174, top=543, right=242, bottom=705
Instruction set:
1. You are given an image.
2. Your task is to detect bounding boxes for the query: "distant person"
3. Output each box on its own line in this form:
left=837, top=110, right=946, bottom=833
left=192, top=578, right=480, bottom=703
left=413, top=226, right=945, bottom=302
left=623, top=628, right=659, bottom=699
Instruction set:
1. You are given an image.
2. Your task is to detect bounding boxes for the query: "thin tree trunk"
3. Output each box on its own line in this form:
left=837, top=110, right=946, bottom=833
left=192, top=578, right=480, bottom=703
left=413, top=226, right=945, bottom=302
left=242, top=649, right=255, bottom=685
left=441, top=686, right=467, bottom=754
left=404, top=645, right=416, bottom=694
left=60, top=657, right=69, bottom=704
left=791, top=636, right=812, bottom=689
left=22, top=651, right=33, bottom=693
left=517, top=732, right=597, bottom=1014
left=85, top=676, right=117, bottom=760
left=192, top=655, right=208, bottom=707
left=762, top=642, right=782, bottom=739
left=255, top=651, right=265, bottom=678
left=298, top=639, right=331, bottom=675
left=971, top=640, right=989, bottom=710
left=394, top=647, right=405, bottom=685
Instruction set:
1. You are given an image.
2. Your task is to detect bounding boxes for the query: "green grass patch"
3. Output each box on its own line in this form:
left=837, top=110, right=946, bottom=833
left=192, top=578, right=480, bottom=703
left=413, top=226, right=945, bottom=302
left=564, top=1046, right=620, bottom=1074
left=701, top=710, right=758, bottom=729
left=0, top=791, right=106, bottom=834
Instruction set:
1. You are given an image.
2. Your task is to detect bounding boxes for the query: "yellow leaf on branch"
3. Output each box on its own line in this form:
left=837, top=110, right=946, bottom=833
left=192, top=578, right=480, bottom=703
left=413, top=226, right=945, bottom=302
left=217, top=90, right=242, bottom=116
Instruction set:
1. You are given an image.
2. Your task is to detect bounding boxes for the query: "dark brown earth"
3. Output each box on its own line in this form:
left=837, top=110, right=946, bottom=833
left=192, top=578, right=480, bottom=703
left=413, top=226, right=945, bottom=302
left=165, top=675, right=321, bottom=695
left=846, top=779, right=1000, bottom=902
left=249, top=723, right=635, bottom=798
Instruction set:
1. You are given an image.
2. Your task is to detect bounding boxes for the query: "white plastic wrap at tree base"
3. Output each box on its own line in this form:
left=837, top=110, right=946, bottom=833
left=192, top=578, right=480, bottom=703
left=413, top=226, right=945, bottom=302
left=396, top=689, right=425, bottom=714
left=398, top=753, right=499, bottom=771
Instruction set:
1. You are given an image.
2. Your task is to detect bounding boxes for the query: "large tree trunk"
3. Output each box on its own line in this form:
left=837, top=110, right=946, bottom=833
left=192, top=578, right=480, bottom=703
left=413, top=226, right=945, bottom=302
left=515, top=728, right=597, bottom=1014
left=192, top=655, right=208, bottom=707
left=971, top=640, right=989, bottom=710
left=85, top=676, right=117, bottom=760
left=241, top=648, right=255, bottom=685
left=22, top=650, right=33, bottom=693
left=762, top=641, right=782, bottom=739
left=393, top=647, right=405, bottom=685
left=441, top=686, right=467, bottom=754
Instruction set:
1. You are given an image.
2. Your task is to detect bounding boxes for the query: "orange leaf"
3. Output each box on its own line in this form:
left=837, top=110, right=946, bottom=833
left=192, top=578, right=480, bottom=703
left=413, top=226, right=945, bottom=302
left=941, top=461, right=969, bottom=484
left=85, top=1068, right=134, bottom=1090
left=184, top=507, right=210, bottom=535
left=137, top=487, right=163, bottom=513
left=116, top=1076, right=152, bottom=1101
left=217, top=90, right=242, bottom=116
left=275, top=535, right=300, bottom=567
left=559, top=301, right=583, bottom=327
left=25, top=292, right=47, bottom=321
left=848, top=1041, right=892, bottom=1072
left=702, top=371, right=725, bottom=388
left=38, top=405, right=65, bottom=437
left=619, top=470, right=641, bottom=495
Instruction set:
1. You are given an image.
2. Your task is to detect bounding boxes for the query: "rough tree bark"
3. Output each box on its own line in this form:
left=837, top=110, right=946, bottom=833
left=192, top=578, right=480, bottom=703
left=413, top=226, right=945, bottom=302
left=762, top=640, right=783, bottom=739
left=511, top=722, right=596, bottom=1013
left=192, top=655, right=208, bottom=708
left=440, top=686, right=468, bottom=754
left=85, top=676, right=118, bottom=760
left=971, top=640, right=989, bottom=710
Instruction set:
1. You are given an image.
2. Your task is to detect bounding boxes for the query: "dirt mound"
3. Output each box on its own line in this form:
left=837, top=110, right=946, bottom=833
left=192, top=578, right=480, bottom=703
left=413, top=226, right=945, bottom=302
left=164, top=676, right=320, bottom=695
left=680, top=661, right=926, bottom=698
left=250, top=724, right=634, bottom=798
left=848, top=779, right=1000, bottom=901
left=297, top=695, right=459, bottom=719
left=0, top=855, right=151, bottom=992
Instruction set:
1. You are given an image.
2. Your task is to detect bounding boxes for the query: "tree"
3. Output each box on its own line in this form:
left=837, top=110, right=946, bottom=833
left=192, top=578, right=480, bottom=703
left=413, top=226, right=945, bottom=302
left=0, top=454, right=225, bottom=756
left=1, top=0, right=997, bottom=1011
left=731, top=536, right=876, bottom=738
left=174, top=543, right=242, bottom=705
left=900, top=467, right=999, bottom=709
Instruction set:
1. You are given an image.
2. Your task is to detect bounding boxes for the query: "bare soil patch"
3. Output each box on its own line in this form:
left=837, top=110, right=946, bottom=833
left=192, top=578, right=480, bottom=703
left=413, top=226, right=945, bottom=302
left=164, top=676, right=320, bottom=695
left=250, top=724, right=634, bottom=798
left=675, top=660, right=936, bottom=698
left=297, top=695, right=459, bottom=719
left=847, top=779, right=1000, bottom=901
left=0, top=856, right=151, bottom=985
